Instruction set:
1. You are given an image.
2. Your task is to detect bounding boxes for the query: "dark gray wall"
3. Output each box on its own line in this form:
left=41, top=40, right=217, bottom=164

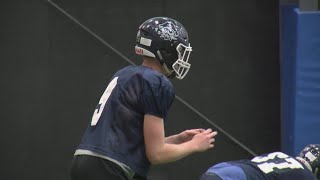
left=1, top=1, right=50, bottom=179
left=1, top=0, right=279, bottom=179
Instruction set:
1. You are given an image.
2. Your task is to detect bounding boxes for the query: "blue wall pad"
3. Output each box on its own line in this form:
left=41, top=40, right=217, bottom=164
left=280, top=4, right=298, bottom=156
left=281, top=6, right=320, bottom=156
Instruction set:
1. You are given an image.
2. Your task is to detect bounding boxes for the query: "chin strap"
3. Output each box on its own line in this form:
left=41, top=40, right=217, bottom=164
left=162, top=63, right=175, bottom=79
left=296, top=157, right=313, bottom=172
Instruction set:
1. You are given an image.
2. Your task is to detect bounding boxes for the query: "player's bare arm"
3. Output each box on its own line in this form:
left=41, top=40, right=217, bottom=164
left=144, top=114, right=217, bottom=165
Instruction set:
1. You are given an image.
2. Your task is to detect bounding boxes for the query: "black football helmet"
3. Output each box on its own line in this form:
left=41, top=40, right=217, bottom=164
left=135, top=17, right=192, bottom=79
left=299, top=144, right=320, bottom=178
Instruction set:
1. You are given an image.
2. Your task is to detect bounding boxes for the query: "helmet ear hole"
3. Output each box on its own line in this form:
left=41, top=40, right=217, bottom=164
left=159, top=48, right=178, bottom=69
left=160, top=49, right=171, bottom=56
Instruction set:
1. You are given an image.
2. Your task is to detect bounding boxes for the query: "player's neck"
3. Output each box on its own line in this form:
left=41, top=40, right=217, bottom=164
left=142, top=57, right=166, bottom=75
left=296, top=157, right=312, bottom=172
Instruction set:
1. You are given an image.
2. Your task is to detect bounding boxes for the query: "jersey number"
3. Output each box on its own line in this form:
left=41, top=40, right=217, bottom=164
left=251, top=152, right=304, bottom=174
left=91, top=77, right=118, bottom=126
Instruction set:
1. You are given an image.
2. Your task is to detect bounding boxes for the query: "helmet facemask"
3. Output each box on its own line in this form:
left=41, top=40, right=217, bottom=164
left=172, top=43, right=192, bottom=80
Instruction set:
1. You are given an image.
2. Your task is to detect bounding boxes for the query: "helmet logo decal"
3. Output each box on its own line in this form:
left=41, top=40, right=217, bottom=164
left=156, top=21, right=183, bottom=41
left=135, top=47, right=144, bottom=55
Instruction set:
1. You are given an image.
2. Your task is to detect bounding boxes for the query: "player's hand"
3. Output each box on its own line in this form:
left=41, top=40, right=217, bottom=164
left=191, top=128, right=218, bottom=152
left=178, top=128, right=205, bottom=143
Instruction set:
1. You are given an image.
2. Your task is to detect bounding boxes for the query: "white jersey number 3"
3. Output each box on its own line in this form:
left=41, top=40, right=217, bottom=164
left=91, top=77, right=118, bottom=126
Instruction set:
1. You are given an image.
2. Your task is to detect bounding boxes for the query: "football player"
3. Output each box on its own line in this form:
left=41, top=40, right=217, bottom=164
left=200, top=144, right=320, bottom=180
left=70, top=17, right=218, bottom=180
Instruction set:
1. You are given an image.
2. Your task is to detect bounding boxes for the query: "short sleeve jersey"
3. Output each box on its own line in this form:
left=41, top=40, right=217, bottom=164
left=77, top=65, right=175, bottom=176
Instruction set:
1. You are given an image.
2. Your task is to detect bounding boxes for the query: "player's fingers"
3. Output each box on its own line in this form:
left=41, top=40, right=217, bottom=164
left=210, top=138, right=215, bottom=144
left=208, top=131, right=218, bottom=138
left=204, top=128, right=212, bottom=134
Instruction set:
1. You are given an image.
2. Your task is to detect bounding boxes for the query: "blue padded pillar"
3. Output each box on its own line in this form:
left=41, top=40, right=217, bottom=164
left=281, top=6, right=320, bottom=156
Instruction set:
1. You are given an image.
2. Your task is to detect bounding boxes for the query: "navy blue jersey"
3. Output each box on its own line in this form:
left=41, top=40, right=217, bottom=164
left=77, top=65, right=175, bottom=176
left=202, top=152, right=316, bottom=180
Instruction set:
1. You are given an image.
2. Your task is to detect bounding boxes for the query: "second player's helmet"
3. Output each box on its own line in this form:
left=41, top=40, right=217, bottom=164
left=135, top=17, right=192, bottom=79
left=299, top=144, right=320, bottom=178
